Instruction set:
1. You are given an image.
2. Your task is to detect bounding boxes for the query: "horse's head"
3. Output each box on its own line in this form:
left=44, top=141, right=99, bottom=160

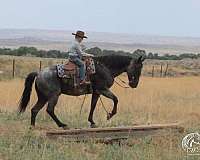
left=126, top=56, right=145, bottom=88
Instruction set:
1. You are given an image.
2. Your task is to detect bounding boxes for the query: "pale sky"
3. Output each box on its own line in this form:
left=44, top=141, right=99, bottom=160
left=1, top=0, right=200, bottom=37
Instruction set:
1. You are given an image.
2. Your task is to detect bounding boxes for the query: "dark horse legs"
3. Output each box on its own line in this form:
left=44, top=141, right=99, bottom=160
left=31, top=84, right=47, bottom=126
left=100, top=89, right=118, bottom=120
left=31, top=93, right=67, bottom=128
left=88, top=89, right=118, bottom=127
left=46, top=95, right=68, bottom=128
left=31, top=99, right=47, bottom=126
left=88, top=92, right=100, bottom=127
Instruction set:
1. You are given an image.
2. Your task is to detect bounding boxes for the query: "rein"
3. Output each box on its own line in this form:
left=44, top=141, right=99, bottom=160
left=79, top=94, right=109, bottom=115
left=79, top=94, right=87, bottom=115
left=99, top=96, right=109, bottom=115
left=79, top=77, right=129, bottom=118
left=114, top=77, right=130, bottom=89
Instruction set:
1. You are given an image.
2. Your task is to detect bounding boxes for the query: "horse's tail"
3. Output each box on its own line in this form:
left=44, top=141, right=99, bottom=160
left=18, top=72, right=38, bottom=113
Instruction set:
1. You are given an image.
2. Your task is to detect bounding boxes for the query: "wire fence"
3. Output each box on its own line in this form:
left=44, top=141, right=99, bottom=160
left=0, top=57, right=169, bottom=79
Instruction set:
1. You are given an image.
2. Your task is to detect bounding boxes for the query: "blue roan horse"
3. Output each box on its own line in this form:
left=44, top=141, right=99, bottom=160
left=18, top=55, right=145, bottom=129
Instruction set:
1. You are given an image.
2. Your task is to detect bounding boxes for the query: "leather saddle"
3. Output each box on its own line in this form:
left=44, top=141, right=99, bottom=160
left=57, top=58, right=95, bottom=87
left=63, top=60, right=77, bottom=75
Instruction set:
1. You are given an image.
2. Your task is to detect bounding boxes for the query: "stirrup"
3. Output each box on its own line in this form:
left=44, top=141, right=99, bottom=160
left=80, top=80, right=90, bottom=85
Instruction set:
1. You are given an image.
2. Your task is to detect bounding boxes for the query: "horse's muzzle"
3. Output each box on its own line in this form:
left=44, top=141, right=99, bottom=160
left=129, top=80, right=138, bottom=88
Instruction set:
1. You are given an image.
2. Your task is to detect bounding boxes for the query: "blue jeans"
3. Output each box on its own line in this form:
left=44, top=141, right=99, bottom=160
left=70, top=56, right=85, bottom=81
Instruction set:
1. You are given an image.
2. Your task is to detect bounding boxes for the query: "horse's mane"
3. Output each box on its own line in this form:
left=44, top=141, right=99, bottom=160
left=94, top=54, right=132, bottom=70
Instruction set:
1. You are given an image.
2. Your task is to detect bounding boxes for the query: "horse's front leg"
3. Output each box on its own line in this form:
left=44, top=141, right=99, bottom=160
left=100, top=89, right=118, bottom=120
left=88, top=92, right=100, bottom=128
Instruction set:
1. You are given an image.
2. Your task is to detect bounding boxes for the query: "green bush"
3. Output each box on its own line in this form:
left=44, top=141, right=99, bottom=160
left=0, top=46, right=200, bottom=60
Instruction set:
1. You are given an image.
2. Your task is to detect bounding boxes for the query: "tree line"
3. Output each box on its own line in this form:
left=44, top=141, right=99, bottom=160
left=0, top=46, right=200, bottom=60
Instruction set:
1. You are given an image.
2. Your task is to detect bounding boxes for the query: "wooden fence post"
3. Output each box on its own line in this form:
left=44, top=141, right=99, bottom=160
left=12, top=59, right=15, bottom=78
left=152, top=66, right=154, bottom=77
left=164, top=63, right=169, bottom=77
left=160, top=64, right=163, bottom=77
left=39, top=61, right=42, bottom=71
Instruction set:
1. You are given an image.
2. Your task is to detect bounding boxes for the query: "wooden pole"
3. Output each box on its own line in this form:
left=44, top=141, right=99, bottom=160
left=164, top=63, right=169, bottom=77
left=160, top=64, right=162, bottom=77
left=152, top=66, right=154, bottom=77
left=39, top=61, right=42, bottom=71
left=46, top=123, right=184, bottom=141
left=12, top=59, right=15, bottom=78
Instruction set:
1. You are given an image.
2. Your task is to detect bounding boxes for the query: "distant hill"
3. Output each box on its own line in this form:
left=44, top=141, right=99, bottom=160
left=0, top=29, right=200, bottom=55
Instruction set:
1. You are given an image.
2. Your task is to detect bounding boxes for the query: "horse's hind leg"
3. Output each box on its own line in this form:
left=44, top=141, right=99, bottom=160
left=31, top=99, right=47, bottom=126
left=88, top=92, right=100, bottom=128
left=46, top=95, right=68, bottom=129
left=31, top=84, right=47, bottom=126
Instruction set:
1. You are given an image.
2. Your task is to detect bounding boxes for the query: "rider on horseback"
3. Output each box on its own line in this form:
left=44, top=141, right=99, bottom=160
left=69, top=30, right=92, bottom=84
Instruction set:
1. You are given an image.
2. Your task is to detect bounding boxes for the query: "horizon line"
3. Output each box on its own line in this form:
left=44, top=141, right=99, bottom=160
left=1, top=27, right=200, bottom=39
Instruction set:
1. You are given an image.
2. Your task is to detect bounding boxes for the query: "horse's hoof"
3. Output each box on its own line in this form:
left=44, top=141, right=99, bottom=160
left=90, top=123, right=98, bottom=128
left=29, top=125, right=35, bottom=130
left=60, top=124, right=69, bottom=130
left=62, top=125, right=70, bottom=130
left=107, top=113, right=113, bottom=120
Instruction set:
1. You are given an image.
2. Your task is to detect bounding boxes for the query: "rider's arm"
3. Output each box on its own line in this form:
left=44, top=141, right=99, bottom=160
left=81, top=44, right=87, bottom=51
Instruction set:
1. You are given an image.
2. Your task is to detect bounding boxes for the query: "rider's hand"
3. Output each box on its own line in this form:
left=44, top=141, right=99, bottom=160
left=82, top=53, right=94, bottom=57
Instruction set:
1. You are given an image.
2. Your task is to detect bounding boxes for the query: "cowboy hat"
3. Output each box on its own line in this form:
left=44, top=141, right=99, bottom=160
left=72, top=30, right=87, bottom=38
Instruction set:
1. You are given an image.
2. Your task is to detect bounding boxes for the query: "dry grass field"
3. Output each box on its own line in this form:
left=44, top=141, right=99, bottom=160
left=1, top=76, right=200, bottom=125
left=1, top=55, right=200, bottom=159
left=0, top=75, right=200, bottom=159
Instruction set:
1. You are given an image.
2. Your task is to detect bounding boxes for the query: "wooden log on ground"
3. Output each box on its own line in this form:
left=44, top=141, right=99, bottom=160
left=46, top=123, right=184, bottom=142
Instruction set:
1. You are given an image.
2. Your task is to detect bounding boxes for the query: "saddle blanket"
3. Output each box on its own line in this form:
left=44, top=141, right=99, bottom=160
left=57, top=64, right=66, bottom=78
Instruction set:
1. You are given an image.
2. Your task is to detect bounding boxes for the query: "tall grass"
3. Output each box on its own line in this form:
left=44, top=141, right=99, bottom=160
left=1, top=77, right=199, bottom=128
left=0, top=77, right=200, bottom=159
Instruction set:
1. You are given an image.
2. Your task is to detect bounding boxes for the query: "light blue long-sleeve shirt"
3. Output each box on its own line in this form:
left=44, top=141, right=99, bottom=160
left=69, top=39, right=86, bottom=58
